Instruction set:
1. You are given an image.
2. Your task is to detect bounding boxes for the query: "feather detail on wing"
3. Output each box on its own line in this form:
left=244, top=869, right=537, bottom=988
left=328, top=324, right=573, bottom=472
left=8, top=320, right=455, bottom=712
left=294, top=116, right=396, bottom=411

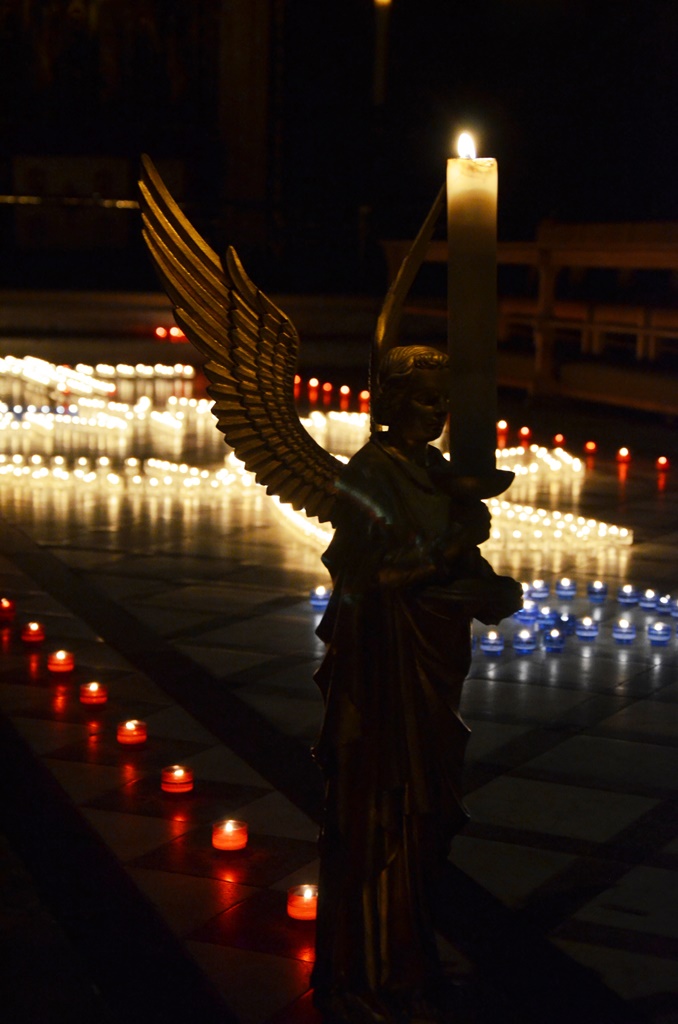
left=138, top=154, right=341, bottom=522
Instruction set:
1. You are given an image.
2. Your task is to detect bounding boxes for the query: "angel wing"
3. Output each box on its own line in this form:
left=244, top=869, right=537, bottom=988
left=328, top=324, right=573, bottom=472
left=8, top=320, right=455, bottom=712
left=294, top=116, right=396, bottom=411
left=138, top=154, right=341, bottom=523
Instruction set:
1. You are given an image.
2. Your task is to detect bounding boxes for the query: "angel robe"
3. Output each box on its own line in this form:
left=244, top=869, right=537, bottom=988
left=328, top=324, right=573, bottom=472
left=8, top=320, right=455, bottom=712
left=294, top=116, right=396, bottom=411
left=311, top=434, right=498, bottom=1011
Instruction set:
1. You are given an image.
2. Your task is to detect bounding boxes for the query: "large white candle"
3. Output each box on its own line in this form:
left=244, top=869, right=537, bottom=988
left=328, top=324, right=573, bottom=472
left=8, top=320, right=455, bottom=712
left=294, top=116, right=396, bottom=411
left=447, top=132, right=498, bottom=481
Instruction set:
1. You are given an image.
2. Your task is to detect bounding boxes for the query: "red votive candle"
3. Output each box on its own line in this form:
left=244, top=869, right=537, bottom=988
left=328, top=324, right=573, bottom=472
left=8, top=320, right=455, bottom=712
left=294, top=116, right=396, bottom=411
left=21, top=621, right=45, bottom=643
left=116, top=719, right=147, bottom=745
left=0, top=597, right=16, bottom=622
left=616, top=447, right=631, bottom=463
left=211, top=819, right=248, bottom=850
left=287, top=884, right=318, bottom=921
left=47, top=649, right=74, bottom=673
left=161, top=765, right=194, bottom=793
left=79, top=681, right=108, bottom=705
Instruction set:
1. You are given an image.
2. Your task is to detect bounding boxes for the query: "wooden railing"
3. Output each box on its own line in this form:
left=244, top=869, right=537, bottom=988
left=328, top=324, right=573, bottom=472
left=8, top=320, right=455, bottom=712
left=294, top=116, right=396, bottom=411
left=381, top=221, right=678, bottom=413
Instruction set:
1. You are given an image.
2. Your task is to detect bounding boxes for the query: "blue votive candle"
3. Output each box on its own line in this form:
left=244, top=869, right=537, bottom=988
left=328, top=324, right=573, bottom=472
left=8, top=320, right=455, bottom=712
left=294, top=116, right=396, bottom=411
left=309, top=585, right=331, bottom=610
left=575, top=616, right=599, bottom=641
left=513, top=628, right=537, bottom=655
left=587, top=580, right=608, bottom=604
left=557, top=612, right=577, bottom=636
left=656, top=595, right=672, bottom=615
left=647, top=621, right=671, bottom=646
left=543, top=628, right=565, bottom=653
left=536, top=606, right=559, bottom=630
left=480, top=631, right=504, bottom=656
left=639, top=588, right=658, bottom=611
left=528, top=579, right=549, bottom=601
left=514, top=599, right=538, bottom=624
left=617, top=584, right=639, bottom=606
left=613, top=618, right=636, bottom=644
left=555, top=577, right=576, bottom=600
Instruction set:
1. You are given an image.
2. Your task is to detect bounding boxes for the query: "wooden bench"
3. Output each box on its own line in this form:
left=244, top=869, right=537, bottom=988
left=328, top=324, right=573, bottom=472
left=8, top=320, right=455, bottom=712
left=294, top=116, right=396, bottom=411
left=380, top=221, right=678, bottom=411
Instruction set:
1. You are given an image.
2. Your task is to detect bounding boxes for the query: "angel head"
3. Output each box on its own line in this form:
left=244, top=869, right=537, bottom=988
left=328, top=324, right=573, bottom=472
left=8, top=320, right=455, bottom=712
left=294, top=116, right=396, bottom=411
left=372, top=344, right=450, bottom=443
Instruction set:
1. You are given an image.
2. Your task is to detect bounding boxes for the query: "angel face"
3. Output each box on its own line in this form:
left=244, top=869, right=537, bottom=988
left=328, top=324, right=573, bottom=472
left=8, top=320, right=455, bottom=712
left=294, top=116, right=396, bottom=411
left=395, top=366, right=450, bottom=444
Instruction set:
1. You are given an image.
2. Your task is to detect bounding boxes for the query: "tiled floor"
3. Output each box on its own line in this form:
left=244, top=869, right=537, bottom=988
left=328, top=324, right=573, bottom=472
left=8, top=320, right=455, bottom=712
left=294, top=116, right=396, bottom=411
left=1, top=344, right=678, bottom=1022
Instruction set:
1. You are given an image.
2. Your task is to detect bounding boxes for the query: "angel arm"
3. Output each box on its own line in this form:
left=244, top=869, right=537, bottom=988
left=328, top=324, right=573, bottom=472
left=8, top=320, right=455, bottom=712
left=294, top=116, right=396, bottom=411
left=138, top=154, right=341, bottom=522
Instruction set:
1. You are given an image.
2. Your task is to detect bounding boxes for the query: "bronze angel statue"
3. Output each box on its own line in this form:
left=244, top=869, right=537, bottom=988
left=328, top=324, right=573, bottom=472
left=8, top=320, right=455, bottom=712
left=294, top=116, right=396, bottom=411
left=139, top=155, right=522, bottom=1024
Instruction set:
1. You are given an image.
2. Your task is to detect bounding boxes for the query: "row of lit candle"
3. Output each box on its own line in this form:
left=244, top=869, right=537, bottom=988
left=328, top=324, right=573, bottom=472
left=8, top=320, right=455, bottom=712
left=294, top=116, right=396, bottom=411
left=2, top=355, right=670, bottom=475
left=494, top=423, right=670, bottom=467
left=0, top=353, right=194, bottom=388
left=1, top=360, right=635, bottom=561
left=208, top=809, right=320, bottom=915
left=2, top=616, right=319, bottom=918
left=0, top=355, right=115, bottom=396
left=0, top=360, right=622, bottom=520
left=268, top=466, right=631, bottom=556
left=4, top=645, right=317, bottom=914
left=521, top=578, right=676, bottom=611
left=18, top=642, right=319, bottom=913
left=0, top=592, right=331, bottom=920
left=479, top=616, right=675, bottom=655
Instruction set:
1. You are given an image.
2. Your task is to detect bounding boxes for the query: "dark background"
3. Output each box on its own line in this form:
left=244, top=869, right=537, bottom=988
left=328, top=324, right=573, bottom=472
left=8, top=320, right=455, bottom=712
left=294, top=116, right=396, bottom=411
left=0, top=0, right=676, bottom=291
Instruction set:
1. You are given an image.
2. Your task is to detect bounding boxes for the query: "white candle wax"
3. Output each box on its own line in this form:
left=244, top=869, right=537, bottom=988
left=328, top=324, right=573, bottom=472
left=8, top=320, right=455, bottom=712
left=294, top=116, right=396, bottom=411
left=447, top=137, right=498, bottom=479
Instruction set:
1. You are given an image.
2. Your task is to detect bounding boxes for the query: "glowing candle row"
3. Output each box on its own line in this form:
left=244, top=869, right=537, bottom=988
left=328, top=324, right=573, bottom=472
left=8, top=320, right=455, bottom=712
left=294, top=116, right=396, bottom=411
left=1, top=599, right=317, bottom=921
left=481, top=618, right=675, bottom=655
left=522, top=580, right=675, bottom=611
left=209, top=821, right=318, bottom=917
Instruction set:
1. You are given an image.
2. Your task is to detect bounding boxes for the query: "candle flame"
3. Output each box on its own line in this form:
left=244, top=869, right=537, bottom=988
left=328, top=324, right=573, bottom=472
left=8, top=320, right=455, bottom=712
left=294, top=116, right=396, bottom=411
left=456, top=131, right=476, bottom=159
left=619, top=619, right=630, bottom=629
left=88, top=682, right=99, bottom=692
left=225, top=821, right=234, bottom=833
left=582, top=617, right=593, bottom=626
left=125, top=720, right=137, bottom=730
left=303, top=887, right=314, bottom=900
left=173, top=768, right=184, bottom=777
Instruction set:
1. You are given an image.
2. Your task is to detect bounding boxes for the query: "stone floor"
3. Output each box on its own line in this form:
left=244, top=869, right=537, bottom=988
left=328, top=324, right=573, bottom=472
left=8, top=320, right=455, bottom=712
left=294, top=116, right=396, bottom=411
left=1, top=330, right=678, bottom=1024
